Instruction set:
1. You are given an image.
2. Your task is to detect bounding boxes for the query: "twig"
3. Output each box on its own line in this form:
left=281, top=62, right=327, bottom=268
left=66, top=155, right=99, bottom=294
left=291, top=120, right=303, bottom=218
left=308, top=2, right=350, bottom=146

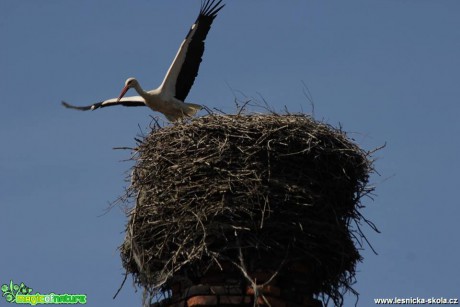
left=113, top=270, right=128, bottom=299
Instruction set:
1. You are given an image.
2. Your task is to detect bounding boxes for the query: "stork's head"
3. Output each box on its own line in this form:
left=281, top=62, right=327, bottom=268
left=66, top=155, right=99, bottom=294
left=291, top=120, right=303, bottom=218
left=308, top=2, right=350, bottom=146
left=117, top=77, right=139, bottom=102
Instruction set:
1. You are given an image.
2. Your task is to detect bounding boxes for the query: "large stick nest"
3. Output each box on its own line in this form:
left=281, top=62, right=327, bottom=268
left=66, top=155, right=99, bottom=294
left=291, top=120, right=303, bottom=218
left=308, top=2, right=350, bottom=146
left=120, top=113, right=377, bottom=306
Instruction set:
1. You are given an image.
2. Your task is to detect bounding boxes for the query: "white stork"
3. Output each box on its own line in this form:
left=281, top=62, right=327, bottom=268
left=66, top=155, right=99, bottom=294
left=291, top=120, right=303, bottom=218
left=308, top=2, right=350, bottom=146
left=62, top=0, right=224, bottom=122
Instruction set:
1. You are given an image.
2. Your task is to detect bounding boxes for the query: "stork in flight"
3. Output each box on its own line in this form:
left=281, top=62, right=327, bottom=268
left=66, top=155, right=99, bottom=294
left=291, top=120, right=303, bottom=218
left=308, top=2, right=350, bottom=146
left=62, top=0, right=224, bottom=122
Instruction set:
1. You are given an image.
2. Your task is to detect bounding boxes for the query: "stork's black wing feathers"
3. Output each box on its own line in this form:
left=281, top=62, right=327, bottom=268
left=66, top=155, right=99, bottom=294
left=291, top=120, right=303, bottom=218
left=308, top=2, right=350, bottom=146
left=174, top=0, right=224, bottom=101
left=62, top=101, right=97, bottom=111
left=62, top=99, right=146, bottom=111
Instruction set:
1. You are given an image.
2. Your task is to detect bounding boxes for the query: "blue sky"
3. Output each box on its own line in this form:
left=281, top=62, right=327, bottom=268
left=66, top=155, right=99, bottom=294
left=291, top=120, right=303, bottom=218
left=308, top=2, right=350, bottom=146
left=1, top=1, right=460, bottom=306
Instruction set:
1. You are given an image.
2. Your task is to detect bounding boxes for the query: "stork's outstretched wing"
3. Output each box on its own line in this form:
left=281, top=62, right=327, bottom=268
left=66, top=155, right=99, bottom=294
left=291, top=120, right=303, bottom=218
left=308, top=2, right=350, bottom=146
left=160, top=0, right=225, bottom=101
left=62, top=96, right=146, bottom=111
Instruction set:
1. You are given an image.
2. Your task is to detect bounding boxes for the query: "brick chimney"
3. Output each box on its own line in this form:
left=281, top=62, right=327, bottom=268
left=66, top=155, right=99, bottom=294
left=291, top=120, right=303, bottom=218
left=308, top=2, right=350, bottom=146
left=151, top=260, right=323, bottom=307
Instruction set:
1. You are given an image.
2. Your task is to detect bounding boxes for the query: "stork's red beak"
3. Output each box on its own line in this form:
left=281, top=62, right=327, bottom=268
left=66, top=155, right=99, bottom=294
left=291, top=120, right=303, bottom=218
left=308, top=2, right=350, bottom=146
left=117, top=85, right=130, bottom=102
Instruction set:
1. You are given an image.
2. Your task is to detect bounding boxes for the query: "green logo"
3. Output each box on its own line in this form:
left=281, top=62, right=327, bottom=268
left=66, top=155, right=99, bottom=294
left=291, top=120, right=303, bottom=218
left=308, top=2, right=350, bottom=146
left=1, top=280, right=87, bottom=305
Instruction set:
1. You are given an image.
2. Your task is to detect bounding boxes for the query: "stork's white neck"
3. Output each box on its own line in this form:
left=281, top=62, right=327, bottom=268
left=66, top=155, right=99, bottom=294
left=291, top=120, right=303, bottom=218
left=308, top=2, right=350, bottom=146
left=132, top=81, right=150, bottom=99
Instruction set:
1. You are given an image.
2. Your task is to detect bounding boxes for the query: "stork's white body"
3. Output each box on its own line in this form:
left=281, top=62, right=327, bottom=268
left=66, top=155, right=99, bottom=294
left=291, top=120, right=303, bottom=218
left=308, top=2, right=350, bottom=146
left=114, top=78, right=202, bottom=122
left=62, top=0, right=224, bottom=122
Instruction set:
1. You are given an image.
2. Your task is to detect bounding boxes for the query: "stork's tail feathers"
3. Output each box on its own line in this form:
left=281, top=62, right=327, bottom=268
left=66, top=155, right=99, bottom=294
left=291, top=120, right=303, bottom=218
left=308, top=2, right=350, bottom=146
left=184, top=102, right=203, bottom=117
left=166, top=102, right=203, bottom=121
